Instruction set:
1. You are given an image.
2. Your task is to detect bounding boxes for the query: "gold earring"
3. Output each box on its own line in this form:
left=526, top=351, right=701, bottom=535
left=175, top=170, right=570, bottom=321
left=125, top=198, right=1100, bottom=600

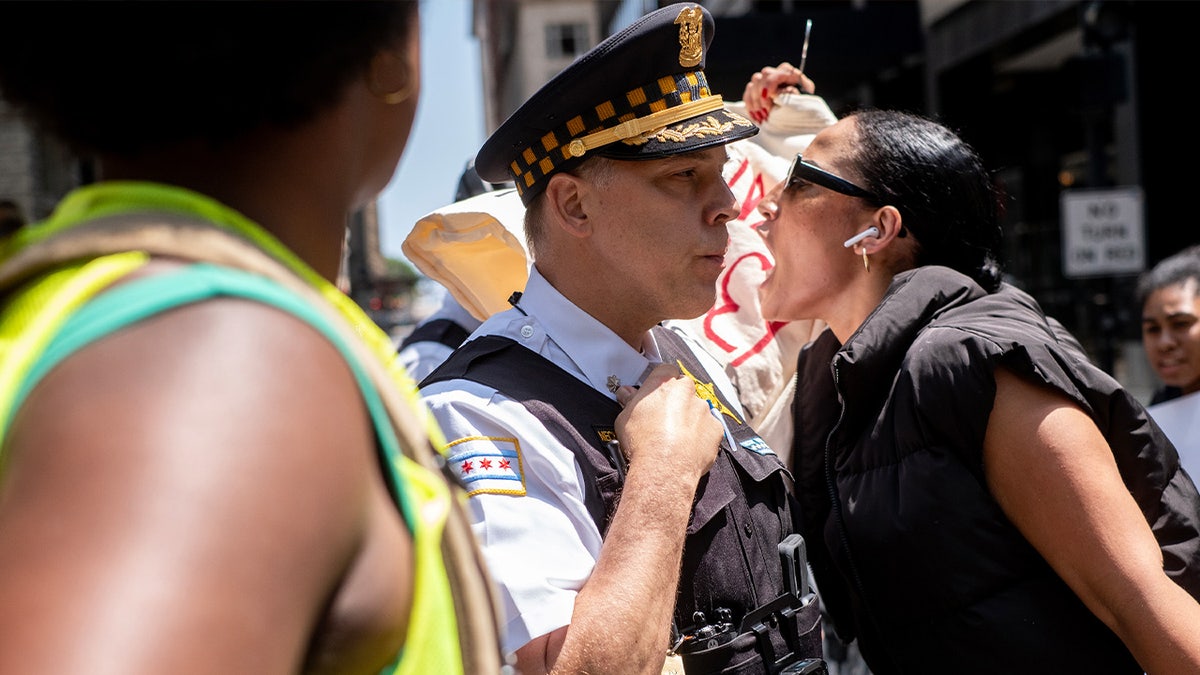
left=861, top=247, right=870, bottom=272
left=370, top=58, right=415, bottom=105
left=381, top=80, right=415, bottom=105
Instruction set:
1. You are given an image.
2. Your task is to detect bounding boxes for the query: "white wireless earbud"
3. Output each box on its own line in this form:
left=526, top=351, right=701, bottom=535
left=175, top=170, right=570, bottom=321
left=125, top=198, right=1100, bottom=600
left=843, top=226, right=880, bottom=249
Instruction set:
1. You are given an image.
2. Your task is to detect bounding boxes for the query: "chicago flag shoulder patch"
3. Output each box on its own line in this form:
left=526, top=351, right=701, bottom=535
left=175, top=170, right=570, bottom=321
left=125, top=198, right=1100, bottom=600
left=446, top=436, right=526, bottom=497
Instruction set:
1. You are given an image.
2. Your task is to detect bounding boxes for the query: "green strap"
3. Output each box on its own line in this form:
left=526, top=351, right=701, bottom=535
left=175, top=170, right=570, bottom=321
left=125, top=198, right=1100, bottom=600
left=14, top=263, right=415, bottom=529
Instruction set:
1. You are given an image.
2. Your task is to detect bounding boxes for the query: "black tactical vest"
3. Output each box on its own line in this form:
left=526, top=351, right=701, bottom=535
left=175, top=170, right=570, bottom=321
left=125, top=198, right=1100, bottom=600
left=423, top=326, right=823, bottom=674
left=398, top=317, right=472, bottom=351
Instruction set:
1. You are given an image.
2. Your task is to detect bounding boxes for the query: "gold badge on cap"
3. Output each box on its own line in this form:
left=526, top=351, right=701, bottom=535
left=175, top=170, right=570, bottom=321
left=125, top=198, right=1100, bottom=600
left=674, top=6, right=703, bottom=68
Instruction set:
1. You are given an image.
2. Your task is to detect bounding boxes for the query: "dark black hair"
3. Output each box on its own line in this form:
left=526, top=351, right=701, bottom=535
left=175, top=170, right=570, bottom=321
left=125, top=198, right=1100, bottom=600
left=1136, top=245, right=1200, bottom=308
left=848, top=109, right=1004, bottom=292
left=0, top=0, right=418, bottom=157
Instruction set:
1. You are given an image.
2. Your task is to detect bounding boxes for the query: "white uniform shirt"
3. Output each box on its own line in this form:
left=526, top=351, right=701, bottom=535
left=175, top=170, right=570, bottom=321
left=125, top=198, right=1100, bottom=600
left=419, top=266, right=742, bottom=655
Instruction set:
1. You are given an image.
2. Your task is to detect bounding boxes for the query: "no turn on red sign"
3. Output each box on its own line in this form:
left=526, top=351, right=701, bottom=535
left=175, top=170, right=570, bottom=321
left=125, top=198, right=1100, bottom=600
left=1060, top=187, right=1145, bottom=278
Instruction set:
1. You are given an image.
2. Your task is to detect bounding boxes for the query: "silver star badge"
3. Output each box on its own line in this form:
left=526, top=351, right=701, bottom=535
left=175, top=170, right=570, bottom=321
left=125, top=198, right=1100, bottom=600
left=606, top=375, right=621, bottom=394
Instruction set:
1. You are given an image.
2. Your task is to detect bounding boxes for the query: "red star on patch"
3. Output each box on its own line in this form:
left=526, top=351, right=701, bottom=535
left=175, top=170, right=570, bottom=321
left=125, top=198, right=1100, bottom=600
left=480, top=458, right=493, bottom=470
left=461, top=460, right=474, bottom=474
left=499, top=459, right=511, bottom=470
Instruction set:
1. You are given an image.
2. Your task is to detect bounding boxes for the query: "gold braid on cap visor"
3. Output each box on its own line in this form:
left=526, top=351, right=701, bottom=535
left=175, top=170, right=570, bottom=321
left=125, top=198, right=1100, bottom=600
left=565, top=95, right=726, bottom=157
left=506, top=70, right=748, bottom=196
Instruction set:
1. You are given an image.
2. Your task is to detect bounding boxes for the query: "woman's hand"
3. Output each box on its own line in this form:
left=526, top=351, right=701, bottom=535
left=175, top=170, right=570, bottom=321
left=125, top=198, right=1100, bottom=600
left=742, top=62, right=815, bottom=124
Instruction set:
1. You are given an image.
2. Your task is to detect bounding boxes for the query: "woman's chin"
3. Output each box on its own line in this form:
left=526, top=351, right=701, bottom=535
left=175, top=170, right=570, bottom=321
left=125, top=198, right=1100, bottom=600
left=758, top=286, right=786, bottom=322
left=759, top=288, right=808, bottom=323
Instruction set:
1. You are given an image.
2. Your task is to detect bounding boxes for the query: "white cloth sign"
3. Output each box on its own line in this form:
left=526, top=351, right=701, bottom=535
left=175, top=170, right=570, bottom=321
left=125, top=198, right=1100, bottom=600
left=401, top=188, right=529, bottom=322
left=1148, top=391, right=1200, bottom=484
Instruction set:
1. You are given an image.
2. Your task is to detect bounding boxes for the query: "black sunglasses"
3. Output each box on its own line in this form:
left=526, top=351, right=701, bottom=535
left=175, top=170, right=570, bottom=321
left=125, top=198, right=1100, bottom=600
left=786, top=154, right=880, bottom=203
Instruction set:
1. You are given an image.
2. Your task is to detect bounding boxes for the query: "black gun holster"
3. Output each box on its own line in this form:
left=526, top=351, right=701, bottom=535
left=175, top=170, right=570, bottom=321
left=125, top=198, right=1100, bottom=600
left=676, top=535, right=826, bottom=675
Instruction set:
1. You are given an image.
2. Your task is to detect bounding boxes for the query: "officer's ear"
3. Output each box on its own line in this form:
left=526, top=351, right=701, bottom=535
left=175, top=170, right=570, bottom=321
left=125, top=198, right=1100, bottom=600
left=542, top=172, right=592, bottom=239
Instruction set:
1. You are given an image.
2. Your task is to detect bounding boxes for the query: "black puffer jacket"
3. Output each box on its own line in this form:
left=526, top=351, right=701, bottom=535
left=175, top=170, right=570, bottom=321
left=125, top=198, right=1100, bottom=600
left=790, top=266, right=1200, bottom=675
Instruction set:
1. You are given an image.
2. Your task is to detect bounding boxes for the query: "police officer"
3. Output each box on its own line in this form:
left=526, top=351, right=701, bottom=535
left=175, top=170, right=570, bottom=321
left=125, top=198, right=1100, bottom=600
left=420, top=4, right=823, bottom=673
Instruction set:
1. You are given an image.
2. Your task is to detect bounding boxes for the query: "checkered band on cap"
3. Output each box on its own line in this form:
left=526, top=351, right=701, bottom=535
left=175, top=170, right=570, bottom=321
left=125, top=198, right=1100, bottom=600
left=507, top=70, right=713, bottom=197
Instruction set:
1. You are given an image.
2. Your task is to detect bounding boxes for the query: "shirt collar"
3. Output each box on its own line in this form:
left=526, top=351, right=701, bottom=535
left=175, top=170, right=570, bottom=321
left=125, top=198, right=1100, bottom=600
left=522, top=266, right=660, bottom=396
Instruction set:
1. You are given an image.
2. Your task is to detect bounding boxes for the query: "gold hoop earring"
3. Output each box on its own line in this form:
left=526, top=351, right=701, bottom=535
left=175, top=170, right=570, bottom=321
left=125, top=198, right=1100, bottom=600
left=381, top=81, right=415, bottom=105
left=369, top=60, right=415, bottom=105
left=861, top=247, right=870, bottom=272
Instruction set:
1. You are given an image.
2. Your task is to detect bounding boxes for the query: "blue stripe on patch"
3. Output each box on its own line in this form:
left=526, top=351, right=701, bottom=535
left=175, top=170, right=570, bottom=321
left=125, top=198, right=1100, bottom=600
left=740, top=436, right=776, bottom=456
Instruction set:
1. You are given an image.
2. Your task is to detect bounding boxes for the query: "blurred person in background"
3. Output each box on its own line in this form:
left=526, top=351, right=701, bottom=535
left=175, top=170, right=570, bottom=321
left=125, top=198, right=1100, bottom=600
left=1139, top=245, right=1200, bottom=490
left=397, top=288, right=483, bottom=381
left=1138, top=245, right=1200, bottom=405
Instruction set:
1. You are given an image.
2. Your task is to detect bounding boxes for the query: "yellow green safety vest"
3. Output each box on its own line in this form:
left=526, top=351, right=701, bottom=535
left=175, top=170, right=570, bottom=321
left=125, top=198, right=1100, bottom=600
left=0, top=181, right=505, bottom=674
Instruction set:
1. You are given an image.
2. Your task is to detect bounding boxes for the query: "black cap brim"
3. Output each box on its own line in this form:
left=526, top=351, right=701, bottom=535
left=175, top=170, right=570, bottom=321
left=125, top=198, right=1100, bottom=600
left=475, top=3, right=758, bottom=204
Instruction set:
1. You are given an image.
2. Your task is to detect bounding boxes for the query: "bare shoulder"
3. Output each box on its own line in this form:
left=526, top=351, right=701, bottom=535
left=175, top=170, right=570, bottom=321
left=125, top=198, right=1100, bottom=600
left=989, top=365, right=1077, bottom=423
left=7, top=295, right=379, bottom=499
left=0, top=296, right=404, bottom=672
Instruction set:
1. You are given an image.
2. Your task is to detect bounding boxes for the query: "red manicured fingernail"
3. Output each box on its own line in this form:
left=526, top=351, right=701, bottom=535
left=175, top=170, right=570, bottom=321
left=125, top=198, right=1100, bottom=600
left=762, top=88, right=769, bottom=99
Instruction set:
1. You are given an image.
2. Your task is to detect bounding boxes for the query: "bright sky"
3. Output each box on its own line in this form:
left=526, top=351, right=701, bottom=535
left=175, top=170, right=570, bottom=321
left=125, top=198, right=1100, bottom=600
left=377, top=0, right=485, bottom=262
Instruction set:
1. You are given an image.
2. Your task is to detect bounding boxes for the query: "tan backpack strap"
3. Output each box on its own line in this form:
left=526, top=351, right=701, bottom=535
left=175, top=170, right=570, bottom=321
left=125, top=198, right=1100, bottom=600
left=2, top=213, right=275, bottom=289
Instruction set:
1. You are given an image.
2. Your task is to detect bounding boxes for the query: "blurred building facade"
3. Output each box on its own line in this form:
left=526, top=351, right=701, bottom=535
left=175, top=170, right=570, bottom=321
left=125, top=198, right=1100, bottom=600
left=472, top=0, right=1196, bottom=400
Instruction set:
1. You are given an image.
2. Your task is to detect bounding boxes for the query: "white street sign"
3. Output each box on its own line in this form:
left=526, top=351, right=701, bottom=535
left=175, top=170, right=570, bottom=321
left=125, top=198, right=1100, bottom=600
left=1060, top=187, right=1145, bottom=278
